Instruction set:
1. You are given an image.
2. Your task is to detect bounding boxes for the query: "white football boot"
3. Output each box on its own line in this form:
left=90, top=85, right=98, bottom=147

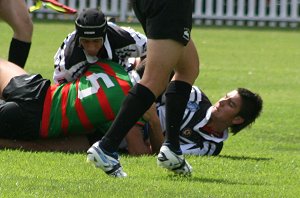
left=157, top=145, right=192, bottom=175
left=87, top=142, right=127, bottom=178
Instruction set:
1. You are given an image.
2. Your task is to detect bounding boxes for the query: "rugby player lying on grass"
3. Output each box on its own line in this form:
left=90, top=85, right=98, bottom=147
left=134, top=59, right=263, bottom=156
left=0, top=58, right=163, bottom=155
left=0, top=59, right=263, bottom=156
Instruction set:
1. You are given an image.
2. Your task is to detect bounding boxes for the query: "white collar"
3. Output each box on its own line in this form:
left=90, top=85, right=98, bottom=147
left=103, top=34, right=112, bottom=59
left=193, top=106, right=229, bottom=143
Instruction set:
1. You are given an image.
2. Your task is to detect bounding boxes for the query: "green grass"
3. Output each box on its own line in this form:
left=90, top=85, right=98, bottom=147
left=0, top=20, right=300, bottom=197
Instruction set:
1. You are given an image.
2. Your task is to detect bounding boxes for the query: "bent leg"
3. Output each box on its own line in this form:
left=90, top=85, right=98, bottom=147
left=0, top=0, right=33, bottom=67
left=173, top=39, right=200, bottom=84
left=0, top=0, right=33, bottom=42
left=0, top=59, right=27, bottom=95
left=163, top=39, right=200, bottom=151
left=139, top=39, right=184, bottom=97
left=100, top=39, right=183, bottom=151
left=0, top=102, right=24, bottom=138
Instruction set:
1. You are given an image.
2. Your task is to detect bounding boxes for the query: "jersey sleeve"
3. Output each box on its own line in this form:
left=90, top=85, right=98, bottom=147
left=180, top=141, right=223, bottom=156
left=122, top=26, right=147, bottom=57
left=118, top=26, right=147, bottom=70
left=53, top=31, right=77, bottom=84
left=53, top=64, right=74, bottom=84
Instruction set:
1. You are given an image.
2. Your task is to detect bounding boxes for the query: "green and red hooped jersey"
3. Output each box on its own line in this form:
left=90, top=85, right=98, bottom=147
left=40, top=60, right=141, bottom=138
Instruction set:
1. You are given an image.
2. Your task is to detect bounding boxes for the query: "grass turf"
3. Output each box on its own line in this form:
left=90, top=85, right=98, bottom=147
left=0, top=20, right=299, bottom=197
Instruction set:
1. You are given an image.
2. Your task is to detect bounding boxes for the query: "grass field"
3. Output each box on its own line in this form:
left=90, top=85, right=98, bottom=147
left=0, top=20, right=300, bottom=197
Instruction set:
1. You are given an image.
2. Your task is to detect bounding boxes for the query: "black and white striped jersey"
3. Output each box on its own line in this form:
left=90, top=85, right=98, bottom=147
left=53, top=22, right=147, bottom=84
left=157, top=86, right=229, bottom=156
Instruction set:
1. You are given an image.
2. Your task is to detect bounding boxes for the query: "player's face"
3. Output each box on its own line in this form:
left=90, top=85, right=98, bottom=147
left=211, top=90, right=243, bottom=126
left=80, top=38, right=104, bottom=56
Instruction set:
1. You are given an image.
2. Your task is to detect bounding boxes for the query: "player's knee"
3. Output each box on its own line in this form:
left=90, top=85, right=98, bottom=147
left=14, top=18, right=33, bottom=41
left=0, top=102, right=22, bottom=119
left=0, top=102, right=23, bottom=134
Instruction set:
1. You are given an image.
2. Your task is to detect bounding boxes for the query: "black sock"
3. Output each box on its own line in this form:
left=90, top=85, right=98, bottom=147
left=8, top=38, right=31, bottom=68
left=164, top=81, right=192, bottom=152
left=101, top=83, right=155, bottom=152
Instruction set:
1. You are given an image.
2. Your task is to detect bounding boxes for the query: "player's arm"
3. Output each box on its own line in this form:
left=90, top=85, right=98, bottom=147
left=142, top=104, right=164, bottom=154
left=53, top=32, right=76, bottom=84
left=120, top=26, right=147, bottom=71
left=122, top=26, right=147, bottom=58
left=125, top=125, right=152, bottom=156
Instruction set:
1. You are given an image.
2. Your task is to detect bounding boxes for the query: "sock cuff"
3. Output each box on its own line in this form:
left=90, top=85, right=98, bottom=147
left=129, top=83, right=156, bottom=104
left=165, top=80, right=192, bottom=96
left=11, top=38, right=31, bottom=47
left=9, top=38, right=32, bottom=68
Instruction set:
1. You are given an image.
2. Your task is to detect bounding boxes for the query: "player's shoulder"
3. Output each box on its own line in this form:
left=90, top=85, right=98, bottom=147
left=107, top=22, right=131, bottom=36
left=192, top=86, right=211, bottom=105
left=107, top=22, right=145, bottom=40
left=63, top=31, right=77, bottom=41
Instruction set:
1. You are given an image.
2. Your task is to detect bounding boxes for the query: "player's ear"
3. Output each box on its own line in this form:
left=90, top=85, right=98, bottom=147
left=232, top=116, right=244, bottom=125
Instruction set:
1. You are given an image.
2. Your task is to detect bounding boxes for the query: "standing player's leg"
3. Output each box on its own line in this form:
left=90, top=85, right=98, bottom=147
left=0, top=0, right=33, bottom=68
left=133, top=0, right=199, bottom=175
left=157, top=39, right=199, bottom=175
left=86, top=0, right=200, bottom=177
left=86, top=39, right=183, bottom=177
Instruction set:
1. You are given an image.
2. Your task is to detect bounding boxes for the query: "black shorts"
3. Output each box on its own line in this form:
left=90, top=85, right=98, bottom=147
left=0, top=74, right=50, bottom=140
left=132, top=0, right=193, bottom=45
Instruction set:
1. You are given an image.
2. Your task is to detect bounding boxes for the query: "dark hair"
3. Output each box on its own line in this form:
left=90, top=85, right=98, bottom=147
left=75, top=8, right=107, bottom=39
left=230, top=88, right=263, bottom=135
